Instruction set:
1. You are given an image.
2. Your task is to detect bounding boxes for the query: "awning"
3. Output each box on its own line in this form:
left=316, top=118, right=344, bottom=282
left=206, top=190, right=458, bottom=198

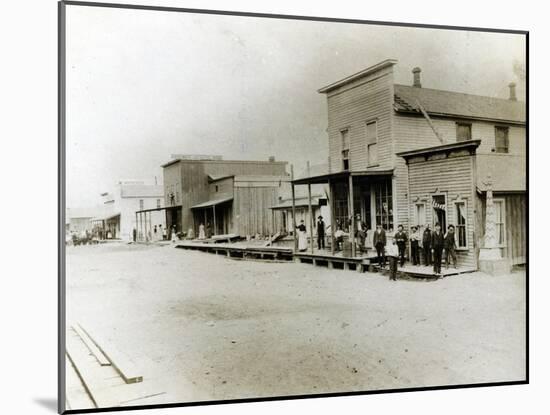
left=292, top=169, right=393, bottom=185
left=191, top=197, right=233, bottom=209
left=92, top=212, right=121, bottom=222
left=270, top=197, right=322, bottom=210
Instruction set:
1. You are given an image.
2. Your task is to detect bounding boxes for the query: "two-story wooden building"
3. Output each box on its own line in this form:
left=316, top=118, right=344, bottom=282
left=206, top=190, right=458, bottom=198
left=293, top=59, right=526, bottom=270
left=161, top=155, right=289, bottom=238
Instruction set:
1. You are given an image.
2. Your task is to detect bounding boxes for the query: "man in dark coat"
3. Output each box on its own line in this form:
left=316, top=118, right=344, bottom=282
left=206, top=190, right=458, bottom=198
left=431, top=222, right=445, bottom=275
left=354, top=214, right=368, bottom=253
left=394, top=225, right=408, bottom=267
left=444, top=225, right=458, bottom=269
left=373, top=224, right=386, bottom=268
left=422, top=225, right=432, bottom=266
left=316, top=216, right=326, bottom=250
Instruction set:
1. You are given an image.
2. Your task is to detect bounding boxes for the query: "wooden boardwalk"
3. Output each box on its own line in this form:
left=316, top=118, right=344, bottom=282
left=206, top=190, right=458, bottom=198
left=174, top=242, right=477, bottom=278
left=175, top=241, right=294, bottom=261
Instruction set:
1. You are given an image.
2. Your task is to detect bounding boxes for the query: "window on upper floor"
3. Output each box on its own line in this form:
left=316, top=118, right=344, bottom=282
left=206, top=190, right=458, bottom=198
left=139, top=199, right=144, bottom=210
left=495, top=126, right=509, bottom=153
left=341, top=129, right=350, bottom=171
left=366, top=121, right=378, bottom=166
left=456, top=123, right=472, bottom=142
left=156, top=199, right=161, bottom=208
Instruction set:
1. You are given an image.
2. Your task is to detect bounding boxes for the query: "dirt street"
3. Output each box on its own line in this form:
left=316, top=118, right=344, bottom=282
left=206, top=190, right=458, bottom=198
left=66, top=242, right=526, bottom=404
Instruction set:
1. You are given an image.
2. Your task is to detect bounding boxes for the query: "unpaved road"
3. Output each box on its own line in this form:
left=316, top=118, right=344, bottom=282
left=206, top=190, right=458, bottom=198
left=66, top=242, right=526, bottom=404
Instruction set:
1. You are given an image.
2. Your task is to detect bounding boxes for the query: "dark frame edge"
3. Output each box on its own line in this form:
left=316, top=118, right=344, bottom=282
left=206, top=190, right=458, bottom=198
left=62, top=0, right=528, bottom=35
left=58, top=1, right=67, bottom=414
left=62, top=380, right=528, bottom=414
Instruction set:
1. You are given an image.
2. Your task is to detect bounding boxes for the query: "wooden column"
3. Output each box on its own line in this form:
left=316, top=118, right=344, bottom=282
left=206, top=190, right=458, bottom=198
left=291, top=164, right=297, bottom=252
left=328, top=178, right=336, bottom=255
left=349, top=173, right=356, bottom=257
left=213, top=205, right=217, bottom=236
left=308, top=183, right=314, bottom=254
left=306, top=161, right=314, bottom=254
left=139, top=212, right=143, bottom=242
left=135, top=212, right=138, bottom=242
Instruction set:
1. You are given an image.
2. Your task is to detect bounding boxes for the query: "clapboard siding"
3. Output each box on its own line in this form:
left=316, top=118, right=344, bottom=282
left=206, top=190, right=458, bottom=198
left=233, top=186, right=281, bottom=236
left=326, top=67, right=394, bottom=173
left=477, top=193, right=526, bottom=265
left=407, top=154, right=476, bottom=268
left=394, top=114, right=526, bottom=156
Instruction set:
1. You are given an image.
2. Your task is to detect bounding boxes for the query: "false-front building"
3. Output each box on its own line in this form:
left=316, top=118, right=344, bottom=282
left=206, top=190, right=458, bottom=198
left=293, top=59, right=526, bottom=269
left=161, top=156, right=289, bottom=238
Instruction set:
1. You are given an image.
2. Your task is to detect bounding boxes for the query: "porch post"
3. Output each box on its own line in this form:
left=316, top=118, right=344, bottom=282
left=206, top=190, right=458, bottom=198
left=213, top=205, right=217, bottom=236
left=291, top=164, right=297, bottom=252
left=135, top=212, right=138, bottom=242
left=308, top=183, right=314, bottom=254
left=139, top=212, right=142, bottom=242
left=329, top=179, right=336, bottom=255
left=349, top=173, right=356, bottom=257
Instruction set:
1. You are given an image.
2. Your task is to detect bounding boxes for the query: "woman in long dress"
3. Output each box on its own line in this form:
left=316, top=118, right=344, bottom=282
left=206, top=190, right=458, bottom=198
left=296, top=220, right=308, bottom=252
left=198, top=223, right=206, bottom=240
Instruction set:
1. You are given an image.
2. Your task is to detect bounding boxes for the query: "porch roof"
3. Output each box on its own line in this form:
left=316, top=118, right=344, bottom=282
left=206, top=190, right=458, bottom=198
left=292, top=169, right=393, bottom=185
left=396, top=140, right=481, bottom=160
left=92, top=212, right=120, bottom=222
left=191, top=196, right=233, bottom=209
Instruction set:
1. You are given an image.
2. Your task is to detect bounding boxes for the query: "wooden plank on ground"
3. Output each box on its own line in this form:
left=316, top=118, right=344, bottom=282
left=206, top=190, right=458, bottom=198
left=78, top=323, right=143, bottom=384
left=72, top=325, right=111, bottom=366
left=65, top=354, right=96, bottom=410
left=66, top=328, right=123, bottom=408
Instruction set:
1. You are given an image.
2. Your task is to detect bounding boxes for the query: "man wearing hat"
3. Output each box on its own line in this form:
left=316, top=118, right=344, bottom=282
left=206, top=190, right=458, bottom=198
left=316, top=215, right=326, bottom=250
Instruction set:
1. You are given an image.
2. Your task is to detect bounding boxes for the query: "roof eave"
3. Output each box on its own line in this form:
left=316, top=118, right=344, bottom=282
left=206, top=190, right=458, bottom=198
left=318, top=59, right=397, bottom=94
left=394, top=108, right=526, bottom=125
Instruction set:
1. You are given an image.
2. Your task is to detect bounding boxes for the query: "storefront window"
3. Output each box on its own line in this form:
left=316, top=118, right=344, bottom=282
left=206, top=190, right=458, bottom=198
left=374, top=180, right=393, bottom=231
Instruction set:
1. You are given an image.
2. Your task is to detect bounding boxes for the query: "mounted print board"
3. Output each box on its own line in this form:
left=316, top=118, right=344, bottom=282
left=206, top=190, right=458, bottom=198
left=59, top=1, right=528, bottom=413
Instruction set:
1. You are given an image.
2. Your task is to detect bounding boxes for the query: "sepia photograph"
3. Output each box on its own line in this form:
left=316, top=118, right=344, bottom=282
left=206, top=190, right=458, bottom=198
left=60, top=2, right=527, bottom=412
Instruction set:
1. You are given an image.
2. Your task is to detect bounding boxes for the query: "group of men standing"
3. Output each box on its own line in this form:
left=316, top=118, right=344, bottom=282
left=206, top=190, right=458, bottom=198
left=373, top=222, right=458, bottom=278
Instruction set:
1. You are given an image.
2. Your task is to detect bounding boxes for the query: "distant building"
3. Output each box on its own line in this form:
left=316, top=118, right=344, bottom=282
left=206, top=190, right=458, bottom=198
left=66, top=207, right=98, bottom=235
left=161, top=156, right=289, bottom=237
left=95, top=180, right=164, bottom=240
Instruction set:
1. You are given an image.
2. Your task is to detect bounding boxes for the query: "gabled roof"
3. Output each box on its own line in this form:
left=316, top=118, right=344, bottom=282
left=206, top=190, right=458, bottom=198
left=394, top=84, right=525, bottom=124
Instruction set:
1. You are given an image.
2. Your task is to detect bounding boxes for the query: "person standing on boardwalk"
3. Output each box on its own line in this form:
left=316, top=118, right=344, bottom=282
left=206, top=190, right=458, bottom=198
left=171, top=225, right=177, bottom=243
left=296, top=219, right=308, bottom=252
left=373, top=224, right=386, bottom=268
left=132, top=227, right=137, bottom=243
left=410, top=226, right=421, bottom=265
left=431, top=223, right=445, bottom=275
left=206, top=222, right=212, bottom=239
left=422, top=225, right=432, bottom=266
left=444, top=225, right=458, bottom=269
left=198, top=223, right=206, bottom=240
left=386, top=241, right=399, bottom=281
left=316, top=216, right=326, bottom=250
left=394, top=225, right=408, bottom=267
left=354, top=214, right=367, bottom=254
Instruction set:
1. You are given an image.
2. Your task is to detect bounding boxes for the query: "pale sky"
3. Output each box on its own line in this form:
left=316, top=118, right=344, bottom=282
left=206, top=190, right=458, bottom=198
left=65, top=4, right=526, bottom=208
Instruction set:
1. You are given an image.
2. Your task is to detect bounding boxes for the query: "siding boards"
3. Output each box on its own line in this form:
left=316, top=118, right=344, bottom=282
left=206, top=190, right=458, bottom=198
left=326, top=68, right=394, bottom=173
left=394, top=113, right=526, bottom=156
left=407, top=155, right=476, bottom=268
left=233, top=186, right=281, bottom=237
left=477, top=192, right=526, bottom=264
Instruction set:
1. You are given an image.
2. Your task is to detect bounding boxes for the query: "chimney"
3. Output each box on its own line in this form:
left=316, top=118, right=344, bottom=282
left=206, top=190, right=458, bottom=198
left=412, top=67, right=422, bottom=88
left=508, top=82, right=517, bottom=101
